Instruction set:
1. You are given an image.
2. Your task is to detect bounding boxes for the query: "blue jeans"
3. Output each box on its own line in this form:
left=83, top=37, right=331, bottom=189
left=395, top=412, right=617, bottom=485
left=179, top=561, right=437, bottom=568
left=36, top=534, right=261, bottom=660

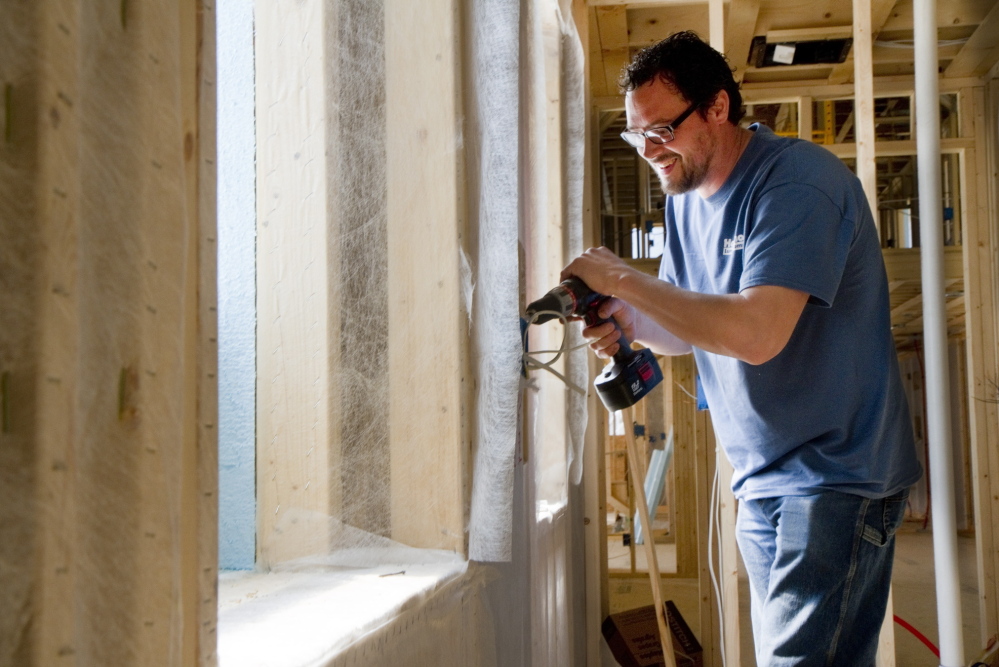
left=736, top=490, right=908, bottom=666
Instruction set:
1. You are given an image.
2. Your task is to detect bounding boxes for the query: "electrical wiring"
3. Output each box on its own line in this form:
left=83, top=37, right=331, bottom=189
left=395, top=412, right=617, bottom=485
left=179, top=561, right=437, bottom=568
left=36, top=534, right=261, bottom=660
left=521, top=309, right=589, bottom=395
left=893, top=615, right=940, bottom=658
left=674, top=380, right=698, bottom=402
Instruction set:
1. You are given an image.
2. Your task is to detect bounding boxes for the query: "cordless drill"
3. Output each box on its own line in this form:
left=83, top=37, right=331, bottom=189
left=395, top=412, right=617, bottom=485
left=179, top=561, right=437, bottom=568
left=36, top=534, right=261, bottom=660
left=524, top=277, right=663, bottom=411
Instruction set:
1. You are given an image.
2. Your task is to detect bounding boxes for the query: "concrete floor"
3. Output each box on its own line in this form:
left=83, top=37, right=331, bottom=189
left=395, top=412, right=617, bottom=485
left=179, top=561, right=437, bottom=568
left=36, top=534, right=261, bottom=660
left=606, top=523, right=983, bottom=666
left=888, top=527, right=981, bottom=666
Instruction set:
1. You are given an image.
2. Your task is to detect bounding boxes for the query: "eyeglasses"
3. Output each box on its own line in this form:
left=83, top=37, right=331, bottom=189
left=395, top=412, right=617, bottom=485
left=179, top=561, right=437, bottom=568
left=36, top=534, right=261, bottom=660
left=620, top=101, right=699, bottom=149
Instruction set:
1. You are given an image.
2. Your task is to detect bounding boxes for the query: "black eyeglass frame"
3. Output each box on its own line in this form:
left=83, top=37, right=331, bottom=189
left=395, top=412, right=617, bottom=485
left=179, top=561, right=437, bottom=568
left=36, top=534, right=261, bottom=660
left=620, top=101, right=700, bottom=149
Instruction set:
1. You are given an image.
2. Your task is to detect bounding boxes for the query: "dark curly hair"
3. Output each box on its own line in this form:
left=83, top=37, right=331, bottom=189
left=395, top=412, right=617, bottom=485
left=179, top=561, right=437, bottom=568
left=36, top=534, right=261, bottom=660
left=621, top=31, right=745, bottom=125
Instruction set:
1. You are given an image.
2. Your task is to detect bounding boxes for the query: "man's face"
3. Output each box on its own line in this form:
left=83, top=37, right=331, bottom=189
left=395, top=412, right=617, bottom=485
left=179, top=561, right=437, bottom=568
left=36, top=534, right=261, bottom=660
left=624, top=78, right=715, bottom=196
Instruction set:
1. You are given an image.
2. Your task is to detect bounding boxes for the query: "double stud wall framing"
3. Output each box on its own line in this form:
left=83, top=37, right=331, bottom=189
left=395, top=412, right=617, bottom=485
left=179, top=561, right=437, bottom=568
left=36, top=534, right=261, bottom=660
left=14, top=1, right=219, bottom=665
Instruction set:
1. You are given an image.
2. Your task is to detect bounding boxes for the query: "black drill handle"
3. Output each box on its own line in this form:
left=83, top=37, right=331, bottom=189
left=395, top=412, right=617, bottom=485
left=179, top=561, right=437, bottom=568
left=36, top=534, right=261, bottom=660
left=582, top=296, right=636, bottom=364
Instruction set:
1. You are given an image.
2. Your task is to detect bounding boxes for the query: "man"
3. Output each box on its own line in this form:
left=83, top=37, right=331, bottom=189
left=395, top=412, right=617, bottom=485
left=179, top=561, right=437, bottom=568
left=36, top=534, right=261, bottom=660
left=563, top=31, right=922, bottom=666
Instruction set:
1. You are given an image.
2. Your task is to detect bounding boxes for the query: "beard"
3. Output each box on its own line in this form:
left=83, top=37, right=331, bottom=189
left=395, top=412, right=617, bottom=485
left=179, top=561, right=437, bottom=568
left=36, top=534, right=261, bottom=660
left=653, top=151, right=709, bottom=196
left=652, top=130, right=715, bottom=196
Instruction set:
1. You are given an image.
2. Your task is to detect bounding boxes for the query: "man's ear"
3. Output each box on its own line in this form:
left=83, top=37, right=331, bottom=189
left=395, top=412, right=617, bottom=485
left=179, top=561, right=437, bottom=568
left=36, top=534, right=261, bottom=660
left=707, top=90, right=730, bottom=124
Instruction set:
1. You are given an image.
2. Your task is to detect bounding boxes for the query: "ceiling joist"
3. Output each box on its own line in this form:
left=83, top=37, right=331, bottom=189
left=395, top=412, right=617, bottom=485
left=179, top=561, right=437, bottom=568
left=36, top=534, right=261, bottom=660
left=945, top=0, right=999, bottom=77
left=728, top=0, right=762, bottom=81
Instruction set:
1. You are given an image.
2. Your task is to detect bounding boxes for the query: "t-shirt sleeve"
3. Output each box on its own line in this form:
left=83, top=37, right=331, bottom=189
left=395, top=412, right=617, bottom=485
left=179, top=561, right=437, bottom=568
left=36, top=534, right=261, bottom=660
left=658, top=202, right=681, bottom=286
left=739, top=181, right=853, bottom=308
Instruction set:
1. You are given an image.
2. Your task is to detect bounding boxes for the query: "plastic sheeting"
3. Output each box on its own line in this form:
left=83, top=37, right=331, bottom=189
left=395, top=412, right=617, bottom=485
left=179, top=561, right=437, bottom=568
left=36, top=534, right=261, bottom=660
left=217, top=0, right=257, bottom=571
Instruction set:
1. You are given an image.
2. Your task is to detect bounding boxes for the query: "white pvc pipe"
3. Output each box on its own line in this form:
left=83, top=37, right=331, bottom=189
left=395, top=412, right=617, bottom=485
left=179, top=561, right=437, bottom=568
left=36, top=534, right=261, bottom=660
left=913, top=1, right=965, bottom=665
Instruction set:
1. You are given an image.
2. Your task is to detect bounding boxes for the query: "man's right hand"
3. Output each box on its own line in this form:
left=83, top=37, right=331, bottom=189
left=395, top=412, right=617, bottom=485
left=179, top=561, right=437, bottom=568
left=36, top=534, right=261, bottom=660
left=581, top=297, right=638, bottom=359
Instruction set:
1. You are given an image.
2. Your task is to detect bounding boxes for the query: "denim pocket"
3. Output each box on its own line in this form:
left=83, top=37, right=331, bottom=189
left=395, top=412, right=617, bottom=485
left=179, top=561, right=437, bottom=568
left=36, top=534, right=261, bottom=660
left=861, top=490, right=909, bottom=547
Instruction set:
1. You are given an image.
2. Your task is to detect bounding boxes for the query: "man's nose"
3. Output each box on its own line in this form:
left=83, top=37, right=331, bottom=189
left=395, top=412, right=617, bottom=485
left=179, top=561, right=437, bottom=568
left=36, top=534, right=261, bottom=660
left=640, top=137, right=665, bottom=161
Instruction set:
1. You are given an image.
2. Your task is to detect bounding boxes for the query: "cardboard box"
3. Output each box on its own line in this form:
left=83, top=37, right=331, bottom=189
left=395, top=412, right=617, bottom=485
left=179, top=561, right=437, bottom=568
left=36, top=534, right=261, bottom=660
left=602, top=601, right=703, bottom=667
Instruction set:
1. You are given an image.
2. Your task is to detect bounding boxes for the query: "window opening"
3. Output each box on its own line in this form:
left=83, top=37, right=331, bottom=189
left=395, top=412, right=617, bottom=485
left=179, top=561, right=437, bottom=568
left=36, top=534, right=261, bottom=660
left=604, top=386, right=676, bottom=576
left=841, top=153, right=962, bottom=248
left=217, top=0, right=256, bottom=571
left=744, top=101, right=799, bottom=136
left=599, top=111, right=665, bottom=260
left=811, top=93, right=958, bottom=144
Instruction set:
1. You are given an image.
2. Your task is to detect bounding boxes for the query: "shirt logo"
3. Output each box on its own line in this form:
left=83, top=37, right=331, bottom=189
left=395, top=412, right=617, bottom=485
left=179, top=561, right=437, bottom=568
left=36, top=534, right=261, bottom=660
left=723, top=234, right=745, bottom=255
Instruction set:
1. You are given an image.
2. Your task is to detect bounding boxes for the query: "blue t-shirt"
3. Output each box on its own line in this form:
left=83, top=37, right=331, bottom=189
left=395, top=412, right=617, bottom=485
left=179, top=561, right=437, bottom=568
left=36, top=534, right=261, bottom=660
left=659, top=125, right=922, bottom=500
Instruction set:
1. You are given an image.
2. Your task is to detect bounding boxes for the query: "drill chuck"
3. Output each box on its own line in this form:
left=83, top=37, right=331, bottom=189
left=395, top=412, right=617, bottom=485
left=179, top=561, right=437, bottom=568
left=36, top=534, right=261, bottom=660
left=524, top=277, right=597, bottom=324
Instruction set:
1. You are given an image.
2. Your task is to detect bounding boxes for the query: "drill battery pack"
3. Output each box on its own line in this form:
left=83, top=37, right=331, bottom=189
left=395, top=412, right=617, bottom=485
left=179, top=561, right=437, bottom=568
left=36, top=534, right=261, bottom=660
left=594, top=347, right=663, bottom=411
